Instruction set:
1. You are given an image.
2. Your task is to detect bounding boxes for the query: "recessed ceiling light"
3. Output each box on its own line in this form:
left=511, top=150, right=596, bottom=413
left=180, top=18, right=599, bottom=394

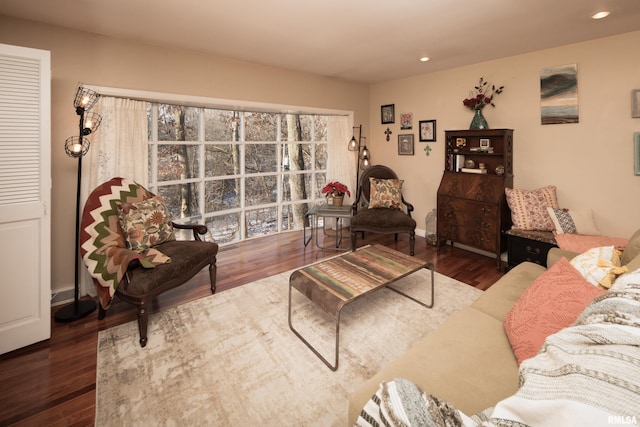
left=420, top=56, right=430, bottom=62
left=591, top=10, right=610, bottom=20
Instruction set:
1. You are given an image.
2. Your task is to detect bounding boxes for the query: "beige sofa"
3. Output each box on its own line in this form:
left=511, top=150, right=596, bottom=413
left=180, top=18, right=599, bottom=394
left=348, top=228, right=640, bottom=425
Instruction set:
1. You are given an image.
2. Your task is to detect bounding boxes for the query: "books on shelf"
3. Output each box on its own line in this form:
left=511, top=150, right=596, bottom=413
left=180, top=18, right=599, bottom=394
left=460, top=167, right=487, bottom=174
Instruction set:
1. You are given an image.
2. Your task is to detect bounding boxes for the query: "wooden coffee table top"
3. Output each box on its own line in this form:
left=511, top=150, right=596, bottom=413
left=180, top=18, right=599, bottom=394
left=290, top=244, right=428, bottom=315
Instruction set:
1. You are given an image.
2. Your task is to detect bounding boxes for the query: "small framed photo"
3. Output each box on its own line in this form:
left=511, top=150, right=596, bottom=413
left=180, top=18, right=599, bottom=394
left=633, top=89, right=640, bottom=118
left=479, top=138, right=491, bottom=149
left=419, top=120, right=436, bottom=142
left=381, top=104, right=395, bottom=124
left=400, top=112, right=412, bottom=130
left=398, top=134, right=414, bottom=155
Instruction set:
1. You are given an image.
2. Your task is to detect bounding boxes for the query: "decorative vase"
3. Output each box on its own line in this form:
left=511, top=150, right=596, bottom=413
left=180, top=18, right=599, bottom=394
left=469, top=108, right=489, bottom=130
left=332, top=194, right=344, bottom=207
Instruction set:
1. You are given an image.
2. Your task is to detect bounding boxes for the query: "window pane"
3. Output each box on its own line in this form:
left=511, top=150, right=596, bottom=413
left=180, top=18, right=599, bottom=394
left=315, top=143, right=327, bottom=169
left=280, top=114, right=312, bottom=141
left=158, top=104, right=200, bottom=141
left=314, top=116, right=328, bottom=141
left=245, top=175, right=277, bottom=205
left=204, top=109, right=236, bottom=141
left=206, top=213, right=240, bottom=244
left=315, top=172, right=326, bottom=197
left=157, top=144, right=200, bottom=181
left=282, top=173, right=311, bottom=202
left=205, top=144, right=240, bottom=176
left=157, top=183, right=200, bottom=219
left=244, top=112, right=277, bottom=141
left=246, top=207, right=277, bottom=238
left=282, top=203, right=309, bottom=231
left=245, top=144, right=277, bottom=173
left=147, top=103, right=153, bottom=141
left=205, top=179, right=240, bottom=212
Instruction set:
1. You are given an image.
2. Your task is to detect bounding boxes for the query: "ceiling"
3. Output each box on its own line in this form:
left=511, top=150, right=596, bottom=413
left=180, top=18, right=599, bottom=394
left=2, top=0, right=640, bottom=83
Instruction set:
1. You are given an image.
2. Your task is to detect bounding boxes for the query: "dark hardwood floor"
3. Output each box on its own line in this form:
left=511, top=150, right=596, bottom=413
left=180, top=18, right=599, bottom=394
left=0, top=231, right=504, bottom=426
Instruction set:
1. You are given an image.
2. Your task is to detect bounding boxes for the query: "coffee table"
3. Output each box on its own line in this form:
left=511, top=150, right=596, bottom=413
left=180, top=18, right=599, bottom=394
left=288, top=244, right=434, bottom=370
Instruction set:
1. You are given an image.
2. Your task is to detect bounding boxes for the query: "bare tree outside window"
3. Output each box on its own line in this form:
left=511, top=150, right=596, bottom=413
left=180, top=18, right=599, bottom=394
left=148, top=103, right=330, bottom=245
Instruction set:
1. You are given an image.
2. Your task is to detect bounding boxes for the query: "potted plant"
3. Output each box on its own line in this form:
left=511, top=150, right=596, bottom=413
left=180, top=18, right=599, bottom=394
left=322, top=181, right=350, bottom=206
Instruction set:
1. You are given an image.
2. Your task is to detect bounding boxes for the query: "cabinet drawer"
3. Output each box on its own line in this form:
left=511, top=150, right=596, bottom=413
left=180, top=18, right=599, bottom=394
left=438, top=197, right=498, bottom=251
left=507, top=234, right=557, bottom=269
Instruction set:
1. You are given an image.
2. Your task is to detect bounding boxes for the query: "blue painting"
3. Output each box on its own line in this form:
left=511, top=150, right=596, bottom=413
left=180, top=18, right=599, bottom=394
left=540, top=64, right=578, bottom=125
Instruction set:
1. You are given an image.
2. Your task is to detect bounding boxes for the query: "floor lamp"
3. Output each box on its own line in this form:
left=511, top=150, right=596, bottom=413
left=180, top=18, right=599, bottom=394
left=54, top=86, right=102, bottom=322
left=347, top=125, right=371, bottom=193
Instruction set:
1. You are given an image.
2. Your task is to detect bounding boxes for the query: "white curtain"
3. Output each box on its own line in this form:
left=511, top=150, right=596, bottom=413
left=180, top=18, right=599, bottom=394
left=326, top=116, right=355, bottom=204
left=78, top=96, right=148, bottom=296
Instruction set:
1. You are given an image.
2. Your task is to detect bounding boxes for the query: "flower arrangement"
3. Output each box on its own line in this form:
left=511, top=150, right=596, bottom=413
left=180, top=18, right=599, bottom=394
left=462, top=77, right=504, bottom=110
left=322, top=181, right=350, bottom=197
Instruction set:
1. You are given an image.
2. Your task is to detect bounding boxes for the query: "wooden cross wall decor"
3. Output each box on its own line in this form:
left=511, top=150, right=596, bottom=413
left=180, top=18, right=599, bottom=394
left=384, top=127, right=392, bottom=142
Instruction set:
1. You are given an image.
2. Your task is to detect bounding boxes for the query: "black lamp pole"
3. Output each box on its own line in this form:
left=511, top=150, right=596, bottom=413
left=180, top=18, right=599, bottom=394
left=348, top=125, right=370, bottom=197
left=54, top=88, right=100, bottom=322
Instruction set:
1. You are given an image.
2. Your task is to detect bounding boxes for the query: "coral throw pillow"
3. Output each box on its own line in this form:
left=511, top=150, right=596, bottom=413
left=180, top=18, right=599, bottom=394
left=505, top=185, right=558, bottom=231
left=369, top=177, right=403, bottom=210
left=118, top=195, right=175, bottom=252
left=504, top=257, right=606, bottom=365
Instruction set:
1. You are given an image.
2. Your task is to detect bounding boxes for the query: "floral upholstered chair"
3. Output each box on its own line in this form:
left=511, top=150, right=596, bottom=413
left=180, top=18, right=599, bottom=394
left=80, top=177, right=218, bottom=347
left=350, top=165, right=416, bottom=256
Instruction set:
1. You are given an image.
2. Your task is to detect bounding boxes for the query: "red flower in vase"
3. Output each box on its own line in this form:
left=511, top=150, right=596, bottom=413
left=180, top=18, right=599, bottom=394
left=322, top=181, right=350, bottom=197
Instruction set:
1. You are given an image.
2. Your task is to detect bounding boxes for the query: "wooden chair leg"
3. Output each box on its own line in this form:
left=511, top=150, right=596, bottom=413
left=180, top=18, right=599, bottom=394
left=209, top=260, right=217, bottom=294
left=98, top=304, right=107, bottom=320
left=137, top=302, right=148, bottom=348
left=350, top=230, right=357, bottom=251
left=394, top=233, right=399, bottom=241
left=410, top=232, right=416, bottom=256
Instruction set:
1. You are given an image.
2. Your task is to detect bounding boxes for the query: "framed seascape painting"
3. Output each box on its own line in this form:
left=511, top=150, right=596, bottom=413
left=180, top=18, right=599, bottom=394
left=540, top=64, right=579, bottom=125
left=381, top=104, right=395, bottom=124
left=398, top=134, right=414, bottom=155
left=419, top=120, right=436, bottom=142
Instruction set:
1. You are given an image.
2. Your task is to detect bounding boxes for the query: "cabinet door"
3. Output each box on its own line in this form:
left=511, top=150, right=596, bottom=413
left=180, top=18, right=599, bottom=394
left=0, top=44, right=51, bottom=355
left=439, top=197, right=498, bottom=252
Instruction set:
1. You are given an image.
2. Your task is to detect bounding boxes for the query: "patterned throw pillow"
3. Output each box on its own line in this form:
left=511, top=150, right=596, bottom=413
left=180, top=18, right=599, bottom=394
left=505, top=185, right=559, bottom=231
left=117, top=195, right=175, bottom=252
left=368, top=178, right=403, bottom=209
left=570, top=245, right=628, bottom=289
left=546, top=207, right=600, bottom=235
left=504, top=257, right=606, bottom=364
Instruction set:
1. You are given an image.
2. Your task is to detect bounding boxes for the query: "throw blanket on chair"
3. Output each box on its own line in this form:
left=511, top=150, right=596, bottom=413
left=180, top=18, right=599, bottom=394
left=357, top=283, right=640, bottom=427
left=80, top=177, right=170, bottom=309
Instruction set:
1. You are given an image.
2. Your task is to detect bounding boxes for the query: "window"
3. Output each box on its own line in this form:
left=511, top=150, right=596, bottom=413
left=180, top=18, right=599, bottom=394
left=147, top=104, right=329, bottom=244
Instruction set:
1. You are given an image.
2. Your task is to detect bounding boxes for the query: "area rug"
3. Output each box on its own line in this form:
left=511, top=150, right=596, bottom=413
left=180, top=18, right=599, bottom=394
left=95, top=267, right=483, bottom=426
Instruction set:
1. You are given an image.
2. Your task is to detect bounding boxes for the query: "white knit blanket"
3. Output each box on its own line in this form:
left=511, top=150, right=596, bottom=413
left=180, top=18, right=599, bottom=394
left=357, top=283, right=640, bottom=427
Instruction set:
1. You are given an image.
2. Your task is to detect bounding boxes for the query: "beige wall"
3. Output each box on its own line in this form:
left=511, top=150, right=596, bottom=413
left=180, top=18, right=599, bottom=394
left=0, top=15, right=370, bottom=293
left=369, top=30, right=640, bottom=240
left=2, top=14, right=639, bottom=294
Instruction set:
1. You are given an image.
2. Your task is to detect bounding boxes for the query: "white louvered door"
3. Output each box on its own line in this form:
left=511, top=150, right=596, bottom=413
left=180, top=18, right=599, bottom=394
left=0, top=44, right=51, bottom=355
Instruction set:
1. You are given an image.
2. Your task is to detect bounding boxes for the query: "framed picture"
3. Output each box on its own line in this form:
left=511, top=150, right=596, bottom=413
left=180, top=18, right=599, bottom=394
left=398, top=134, right=414, bottom=155
left=479, top=138, right=490, bottom=149
left=632, top=89, right=640, bottom=118
left=419, top=120, right=436, bottom=142
left=381, top=104, right=395, bottom=124
left=400, top=112, right=412, bottom=130
left=540, top=64, right=579, bottom=125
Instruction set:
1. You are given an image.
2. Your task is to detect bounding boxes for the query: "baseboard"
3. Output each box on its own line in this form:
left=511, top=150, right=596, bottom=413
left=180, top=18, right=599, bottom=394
left=51, top=286, right=75, bottom=307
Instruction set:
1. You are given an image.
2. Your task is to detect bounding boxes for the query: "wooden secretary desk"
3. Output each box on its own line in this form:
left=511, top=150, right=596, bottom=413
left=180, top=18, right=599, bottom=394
left=436, top=129, right=513, bottom=270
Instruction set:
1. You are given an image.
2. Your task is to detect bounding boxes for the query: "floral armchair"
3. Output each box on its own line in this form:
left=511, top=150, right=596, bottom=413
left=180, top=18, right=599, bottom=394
left=350, top=165, right=416, bottom=256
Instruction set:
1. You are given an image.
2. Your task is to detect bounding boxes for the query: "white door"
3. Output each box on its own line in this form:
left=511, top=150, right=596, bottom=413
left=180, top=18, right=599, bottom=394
left=0, top=44, right=51, bottom=355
